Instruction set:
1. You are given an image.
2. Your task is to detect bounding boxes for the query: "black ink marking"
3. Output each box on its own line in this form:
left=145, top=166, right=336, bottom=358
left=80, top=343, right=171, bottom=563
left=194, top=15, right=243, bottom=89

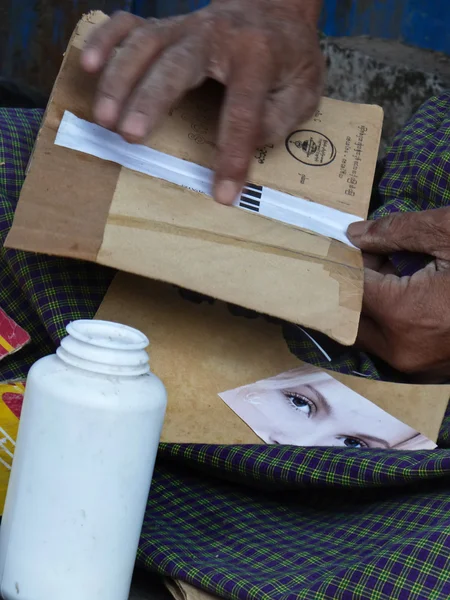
left=286, top=130, right=337, bottom=167
left=245, top=182, right=263, bottom=192
left=242, top=187, right=262, bottom=199
left=241, top=196, right=260, bottom=207
left=239, top=201, right=260, bottom=212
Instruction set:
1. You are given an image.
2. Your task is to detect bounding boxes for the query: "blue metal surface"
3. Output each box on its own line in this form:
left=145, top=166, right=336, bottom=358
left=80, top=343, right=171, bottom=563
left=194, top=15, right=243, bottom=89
left=319, top=0, right=450, bottom=55
left=153, top=0, right=208, bottom=18
left=0, top=0, right=132, bottom=92
left=150, top=0, right=450, bottom=54
left=1, top=0, right=449, bottom=96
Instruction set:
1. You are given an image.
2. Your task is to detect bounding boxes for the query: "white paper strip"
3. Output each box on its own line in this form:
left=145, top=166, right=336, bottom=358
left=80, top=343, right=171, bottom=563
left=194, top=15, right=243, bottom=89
left=55, top=111, right=362, bottom=246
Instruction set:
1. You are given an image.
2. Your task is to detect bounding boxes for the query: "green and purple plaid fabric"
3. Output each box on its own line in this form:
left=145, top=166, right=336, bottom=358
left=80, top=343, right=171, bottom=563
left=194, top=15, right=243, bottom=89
left=0, top=109, right=114, bottom=378
left=1, top=96, right=450, bottom=599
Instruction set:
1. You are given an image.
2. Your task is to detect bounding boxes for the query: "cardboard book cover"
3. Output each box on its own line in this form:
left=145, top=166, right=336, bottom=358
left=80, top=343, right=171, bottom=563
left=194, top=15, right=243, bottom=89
left=6, top=11, right=383, bottom=345
left=96, top=272, right=448, bottom=446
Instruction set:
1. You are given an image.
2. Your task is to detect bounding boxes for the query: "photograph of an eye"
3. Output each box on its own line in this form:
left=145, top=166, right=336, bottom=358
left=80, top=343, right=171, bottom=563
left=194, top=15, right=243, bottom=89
left=219, top=365, right=436, bottom=450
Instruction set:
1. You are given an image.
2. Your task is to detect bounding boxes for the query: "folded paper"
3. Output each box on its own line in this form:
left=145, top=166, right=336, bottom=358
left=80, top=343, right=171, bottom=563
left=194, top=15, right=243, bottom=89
left=0, top=309, right=30, bottom=361
left=0, top=381, right=24, bottom=513
left=55, top=111, right=362, bottom=247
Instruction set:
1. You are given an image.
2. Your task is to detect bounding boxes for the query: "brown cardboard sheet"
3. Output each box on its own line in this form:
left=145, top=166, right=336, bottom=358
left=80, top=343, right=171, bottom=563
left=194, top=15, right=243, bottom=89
left=6, top=43, right=120, bottom=262
left=6, top=11, right=384, bottom=344
left=96, top=273, right=449, bottom=444
left=165, top=579, right=219, bottom=600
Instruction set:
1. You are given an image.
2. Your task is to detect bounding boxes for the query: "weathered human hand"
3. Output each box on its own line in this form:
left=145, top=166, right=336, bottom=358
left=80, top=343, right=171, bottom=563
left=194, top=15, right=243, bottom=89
left=81, top=0, right=324, bottom=204
left=348, top=208, right=450, bottom=380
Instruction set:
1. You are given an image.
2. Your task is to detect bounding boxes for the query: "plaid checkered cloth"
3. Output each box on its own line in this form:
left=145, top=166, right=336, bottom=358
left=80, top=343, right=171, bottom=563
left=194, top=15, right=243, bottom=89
left=1, top=96, right=450, bottom=599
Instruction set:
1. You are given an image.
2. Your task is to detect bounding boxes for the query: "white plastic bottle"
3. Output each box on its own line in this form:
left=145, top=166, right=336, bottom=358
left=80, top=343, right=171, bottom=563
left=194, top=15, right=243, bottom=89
left=0, top=319, right=167, bottom=600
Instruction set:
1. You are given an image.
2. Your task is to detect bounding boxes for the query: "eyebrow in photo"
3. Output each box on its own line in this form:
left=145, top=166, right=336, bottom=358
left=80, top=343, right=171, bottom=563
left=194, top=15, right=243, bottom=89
left=218, top=366, right=436, bottom=450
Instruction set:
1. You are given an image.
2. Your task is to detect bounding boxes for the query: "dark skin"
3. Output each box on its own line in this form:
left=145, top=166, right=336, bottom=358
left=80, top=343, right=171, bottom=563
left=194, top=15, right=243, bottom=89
left=348, top=210, right=450, bottom=381
left=81, top=0, right=324, bottom=204
left=81, top=1, right=450, bottom=379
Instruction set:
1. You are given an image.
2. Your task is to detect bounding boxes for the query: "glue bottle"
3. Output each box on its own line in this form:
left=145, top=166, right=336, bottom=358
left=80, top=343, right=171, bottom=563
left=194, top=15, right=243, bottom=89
left=0, top=319, right=167, bottom=600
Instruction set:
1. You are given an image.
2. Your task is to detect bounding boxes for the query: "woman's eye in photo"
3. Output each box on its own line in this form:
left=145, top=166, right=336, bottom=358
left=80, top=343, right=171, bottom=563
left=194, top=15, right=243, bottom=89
left=283, top=391, right=313, bottom=416
left=338, top=436, right=367, bottom=449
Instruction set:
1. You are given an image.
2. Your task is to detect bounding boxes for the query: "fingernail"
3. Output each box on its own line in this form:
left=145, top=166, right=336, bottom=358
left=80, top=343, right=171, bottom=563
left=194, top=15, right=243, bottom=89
left=347, top=220, right=370, bottom=244
left=94, top=98, right=118, bottom=128
left=214, top=180, right=241, bottom=205
left=120, top=113, right=149, bottom=142
left=82, top=49, right=102, bottom=72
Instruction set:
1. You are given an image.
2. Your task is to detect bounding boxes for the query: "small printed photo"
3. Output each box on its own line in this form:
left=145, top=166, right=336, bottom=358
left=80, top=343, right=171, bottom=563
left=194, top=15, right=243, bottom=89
left=219, top=365, right=436, bottom=450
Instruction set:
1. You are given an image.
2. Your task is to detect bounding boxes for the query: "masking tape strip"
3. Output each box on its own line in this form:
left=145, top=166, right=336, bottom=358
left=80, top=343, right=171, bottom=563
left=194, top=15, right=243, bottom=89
left=55, top=111, right=362, bottom=247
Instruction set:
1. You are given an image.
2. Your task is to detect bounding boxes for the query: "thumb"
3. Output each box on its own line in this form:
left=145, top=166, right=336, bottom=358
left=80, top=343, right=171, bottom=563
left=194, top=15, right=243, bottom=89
left=347, top=208, right=450, bottom=256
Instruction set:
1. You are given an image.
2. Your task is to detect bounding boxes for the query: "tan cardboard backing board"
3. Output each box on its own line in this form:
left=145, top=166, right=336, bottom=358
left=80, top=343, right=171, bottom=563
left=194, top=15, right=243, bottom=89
left=6, top=12, right=383, bottom=345
left=165, top=579, right=219, bottom=600
left=96, top=273, right=449, bottom=444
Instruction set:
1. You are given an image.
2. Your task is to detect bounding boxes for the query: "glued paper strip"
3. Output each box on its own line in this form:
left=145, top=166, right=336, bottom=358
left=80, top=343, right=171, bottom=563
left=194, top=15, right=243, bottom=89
left=55, top=111, right=362, bottom=246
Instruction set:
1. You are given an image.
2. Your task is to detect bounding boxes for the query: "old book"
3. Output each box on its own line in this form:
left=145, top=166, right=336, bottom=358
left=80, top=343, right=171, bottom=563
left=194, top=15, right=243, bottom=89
left=6, top=11, right=383, bottom=344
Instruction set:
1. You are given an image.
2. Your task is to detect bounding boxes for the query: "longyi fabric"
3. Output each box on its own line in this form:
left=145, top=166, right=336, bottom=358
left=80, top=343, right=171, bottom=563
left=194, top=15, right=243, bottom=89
left=1, top=96, right=450, bottom=599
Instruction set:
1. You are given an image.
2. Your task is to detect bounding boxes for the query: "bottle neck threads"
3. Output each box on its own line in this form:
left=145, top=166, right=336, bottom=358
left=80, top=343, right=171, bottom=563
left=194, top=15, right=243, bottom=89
left=56, top=320, right=150, bottom=377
